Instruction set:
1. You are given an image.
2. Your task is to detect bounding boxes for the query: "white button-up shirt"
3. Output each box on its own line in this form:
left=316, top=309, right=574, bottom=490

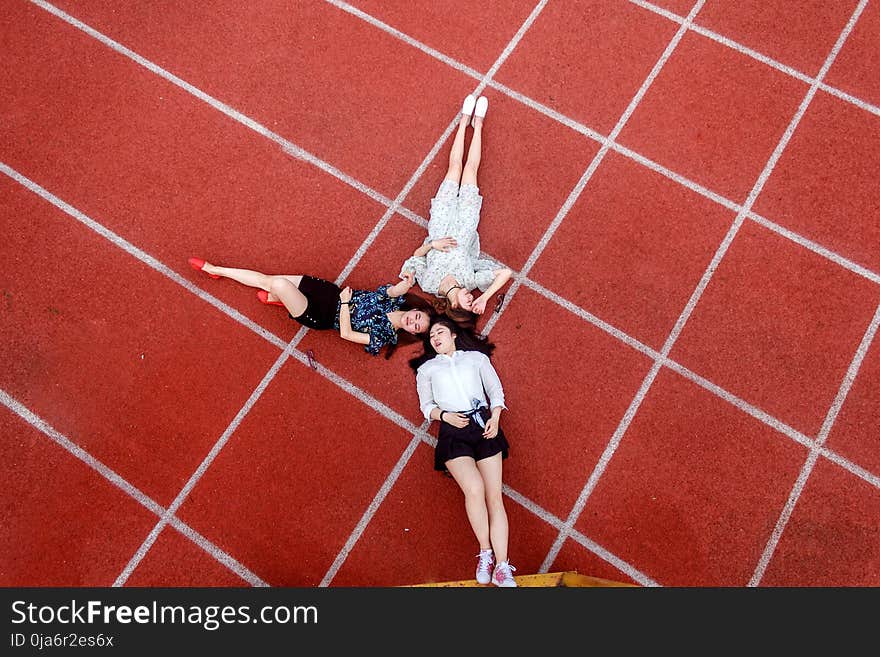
left=415, top=350, right=507, bottom=420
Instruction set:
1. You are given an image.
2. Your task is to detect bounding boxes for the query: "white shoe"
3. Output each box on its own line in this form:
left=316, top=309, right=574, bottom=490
left=472, top=95, right=488, bottom=126
left=475, top=549, right=495, bottom=585
left=492, top=560, right=517, bottom=587
left=461, top=94, right=476, bottom=117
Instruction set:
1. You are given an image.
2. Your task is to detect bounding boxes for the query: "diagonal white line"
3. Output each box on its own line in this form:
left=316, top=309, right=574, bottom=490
left=0, top=389, right=267, bottom=586
left=817, top=81, right=880, bottom=118
left=1, top=389, right=165, bottom=518
left=501, top=486, right=657, bottom=586
left=567, top=528, right=660, bottom=587
left=166, top=516, right=268, bottom=587
left=30, top=0, right=880, bottom=291
left=30, top=0, right=397, bottom=210
left=114, top=350, right=291, bottom=586
left=326, top=0, right=880, bottom=285
left=661, top=361, right=817, bottom=451
left=324, top=0, right=484, bottom=80
left=320, top=430, right=425, bottom=587
left=15, top=0, right=879, bottom=588
left=539, top=0, right=869, bottom=577
left=749, top=301, right=880, bottom=586
left=521, top=278, right=661, bottom=359
left=747, top=211, right=880, bottom=286
left=629, top=0, right=880, bottom=118
left=818, top=446, right=880, bottom=490
left=480, top=0, right=708, bottom=338
left=289, top=351, right=422, bottom=435
left=0, top=163, right=288, bottom=350
left=319, top=0, right=553, bottom=586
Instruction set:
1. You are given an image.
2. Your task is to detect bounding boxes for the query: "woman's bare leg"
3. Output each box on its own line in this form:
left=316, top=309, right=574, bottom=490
left=446, top=456, right=491, bottom=550
left=476, top=453, right=508, bottom=564
left=201, top=262, right=307, bottom=316
left=461, top=115, right=483, bottom=187
left=267, top=277, right=308, bottom=317
left=444, top=113, right=471, bottom=184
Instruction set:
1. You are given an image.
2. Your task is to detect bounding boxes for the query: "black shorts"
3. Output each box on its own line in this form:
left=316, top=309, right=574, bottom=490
left=289, top=275, right=340, bottom=330
left=434, top=407, right=510, bottom=472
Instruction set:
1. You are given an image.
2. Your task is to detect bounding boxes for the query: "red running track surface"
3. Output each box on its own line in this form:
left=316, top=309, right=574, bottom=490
left=2, top=0, right=879, bottom=587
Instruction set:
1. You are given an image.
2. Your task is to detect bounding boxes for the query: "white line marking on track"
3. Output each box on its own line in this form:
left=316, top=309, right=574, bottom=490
left=320, top=430, right=425, bottom=587
left=1, top=389, right=164, bottom=518
left=0, top=163, right=289, bottom=350
left=538, top=0, right=868, bottom=576
left=522, top=279, right=661, bottom=359
left=114, top=350, right=291, bottom=586
left=567, top=528, right=660, bottom=587
left=318, top=0, right=552, bottom=586
left=166, top=516, right=268, bottom=587
left=481, top=0, right=707, bottom=339
left=31, top=0, right=880, bottom=290
left=16, top=0, right=879, bottom=587
left=324, top=0, right=485, bottom=80
left=661, top=361, right=817, bottom=451
left=747, top=212, right=880, bottom=286
left=31, top=0, right=398, bottom=211
left=0, top=389, right=267, bottom=586
left=629, top=0, right=880, bottom=118
left=818, top=446, right=880, bottom=490
left=749, top=300, right=880, bottom=586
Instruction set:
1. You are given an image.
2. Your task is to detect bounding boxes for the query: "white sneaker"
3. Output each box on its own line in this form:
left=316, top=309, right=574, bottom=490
left=475, top=549, right=494, bottom=585
left=472, top=95, right=488, bottom=126
left=492, top=560, right=517, bottom=587
left=461, top=94, right=476, bottom=117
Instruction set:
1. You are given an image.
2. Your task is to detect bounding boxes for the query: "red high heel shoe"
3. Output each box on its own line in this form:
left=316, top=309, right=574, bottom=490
left=188, top=257, right=220, bottom=279
left=256, top=290, right=285, bottom=307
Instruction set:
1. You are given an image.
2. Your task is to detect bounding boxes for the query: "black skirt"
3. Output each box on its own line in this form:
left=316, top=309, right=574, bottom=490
left=434, top=407, right=510, bottom=471
left=289, top=275, right=340, bottom=330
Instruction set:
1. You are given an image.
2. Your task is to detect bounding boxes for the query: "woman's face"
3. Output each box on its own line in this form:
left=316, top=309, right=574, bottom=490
left=429, top=323, right=456, bottom=355
left=454, top=288, right=474, bottom=311
left=401, top=310, right=429, bottom=335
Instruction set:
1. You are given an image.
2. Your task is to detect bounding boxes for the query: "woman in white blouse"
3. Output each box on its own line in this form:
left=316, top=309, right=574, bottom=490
left=399, top=94, right=512, bottom=324
left=410, top=318, right=517, bottom=587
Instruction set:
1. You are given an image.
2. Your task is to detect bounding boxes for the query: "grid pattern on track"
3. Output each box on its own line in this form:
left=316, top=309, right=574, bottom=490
left=2, top=0, right=879, bottom=587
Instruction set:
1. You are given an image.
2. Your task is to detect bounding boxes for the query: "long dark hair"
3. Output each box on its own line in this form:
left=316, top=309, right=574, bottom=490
left=408, top=317, right=496, bottom=371
left=384, top=293, right=438, bottom=360
left=434, top=296, right=479, bottom=327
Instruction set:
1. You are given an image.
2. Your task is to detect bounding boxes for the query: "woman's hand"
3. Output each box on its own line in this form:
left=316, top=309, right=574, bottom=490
left=387, top=272, right=416, bottom=298
left=442, top=412, right=470, bottom=428
left=482, top=415, right=499, bottom=439
left=471, top=295, right=488, bottom=315
left=339, top=286, right=353, bottom=303
left=431, top=236, right=457, bottom=252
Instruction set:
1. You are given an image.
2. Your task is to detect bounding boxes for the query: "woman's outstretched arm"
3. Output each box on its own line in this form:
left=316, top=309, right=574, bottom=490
left=471, top=268, right=513, bottom=315
left=387, top=271, right=416, bottom=298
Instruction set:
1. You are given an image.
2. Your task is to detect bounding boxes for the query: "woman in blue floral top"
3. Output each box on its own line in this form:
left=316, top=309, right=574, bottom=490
left=188, top=257, right=434, bottom=357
